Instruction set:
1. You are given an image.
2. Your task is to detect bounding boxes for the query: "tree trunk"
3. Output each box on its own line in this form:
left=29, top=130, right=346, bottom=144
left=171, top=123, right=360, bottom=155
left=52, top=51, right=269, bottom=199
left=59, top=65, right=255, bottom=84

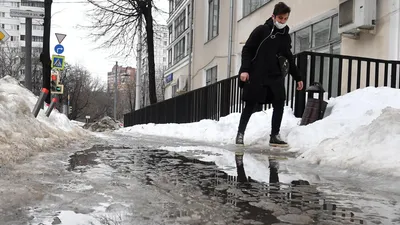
left=143, top=2, right=157, bottom=104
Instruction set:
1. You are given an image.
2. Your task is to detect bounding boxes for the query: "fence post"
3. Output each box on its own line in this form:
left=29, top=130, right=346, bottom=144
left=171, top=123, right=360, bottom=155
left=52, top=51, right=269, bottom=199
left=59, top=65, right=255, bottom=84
left=391, top=62, right=397, bottom=88
left=220, top=79, right=231, bottom=117
left=294, top=52, right=307, bottom=118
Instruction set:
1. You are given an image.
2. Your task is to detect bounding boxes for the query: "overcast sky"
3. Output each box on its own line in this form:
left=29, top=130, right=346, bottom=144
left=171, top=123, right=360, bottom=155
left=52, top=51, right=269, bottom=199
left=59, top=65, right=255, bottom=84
left=50, top=0, right=169, bottom=84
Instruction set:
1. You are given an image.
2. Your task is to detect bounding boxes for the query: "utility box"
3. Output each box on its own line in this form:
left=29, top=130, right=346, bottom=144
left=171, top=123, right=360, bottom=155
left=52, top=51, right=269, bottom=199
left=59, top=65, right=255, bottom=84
left=300, top=82, right=328, bottom=126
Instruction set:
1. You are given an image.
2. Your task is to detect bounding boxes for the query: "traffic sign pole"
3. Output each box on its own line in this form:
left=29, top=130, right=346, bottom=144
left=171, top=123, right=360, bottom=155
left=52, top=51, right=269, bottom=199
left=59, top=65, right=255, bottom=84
left=10, top=9, right=44, bottom=91
left=25, top=18, right=32, bottom=91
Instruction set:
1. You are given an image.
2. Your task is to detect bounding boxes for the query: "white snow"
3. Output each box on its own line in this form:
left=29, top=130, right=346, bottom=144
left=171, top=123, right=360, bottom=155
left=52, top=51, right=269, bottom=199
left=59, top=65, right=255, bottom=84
left=0, top=76, right=88, bottom=165
left=120, top=86, right=400, bottom=177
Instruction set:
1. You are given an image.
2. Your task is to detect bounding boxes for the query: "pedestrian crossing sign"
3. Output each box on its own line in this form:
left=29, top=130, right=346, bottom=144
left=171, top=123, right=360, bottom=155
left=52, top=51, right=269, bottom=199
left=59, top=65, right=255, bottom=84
left=51, top=55, right=65, bottom=70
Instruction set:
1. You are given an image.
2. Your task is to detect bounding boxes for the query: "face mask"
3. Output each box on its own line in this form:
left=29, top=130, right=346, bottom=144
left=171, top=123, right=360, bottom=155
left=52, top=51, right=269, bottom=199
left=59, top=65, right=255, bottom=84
left=275, top=21, right=286, bottom=29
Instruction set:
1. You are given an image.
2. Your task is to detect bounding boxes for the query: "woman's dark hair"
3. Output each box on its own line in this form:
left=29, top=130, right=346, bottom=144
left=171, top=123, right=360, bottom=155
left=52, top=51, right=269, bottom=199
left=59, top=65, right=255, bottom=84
left=273, top=2, right=291, bottom=16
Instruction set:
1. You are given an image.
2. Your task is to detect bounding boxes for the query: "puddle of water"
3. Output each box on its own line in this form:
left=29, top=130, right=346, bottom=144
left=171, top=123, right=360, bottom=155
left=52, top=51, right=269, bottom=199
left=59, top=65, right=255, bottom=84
left=65, top=145, right=386, bottom=224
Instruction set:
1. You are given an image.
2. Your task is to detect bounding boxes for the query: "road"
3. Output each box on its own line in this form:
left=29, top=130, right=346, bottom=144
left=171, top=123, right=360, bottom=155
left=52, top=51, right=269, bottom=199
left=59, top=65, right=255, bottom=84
left=0, top=132, right=399, bottom=225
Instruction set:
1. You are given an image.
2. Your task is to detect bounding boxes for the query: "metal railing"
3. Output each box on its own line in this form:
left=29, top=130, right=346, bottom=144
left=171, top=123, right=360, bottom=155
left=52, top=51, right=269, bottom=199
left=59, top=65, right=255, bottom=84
left=124, top=51, right=400, bottom=127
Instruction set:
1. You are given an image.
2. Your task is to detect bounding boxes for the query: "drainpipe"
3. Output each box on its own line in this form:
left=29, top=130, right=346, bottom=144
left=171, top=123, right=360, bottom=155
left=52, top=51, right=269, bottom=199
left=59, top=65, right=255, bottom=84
left=187, top=0, right=194, bottom=91
left=227, top=0, right=234, bottom=78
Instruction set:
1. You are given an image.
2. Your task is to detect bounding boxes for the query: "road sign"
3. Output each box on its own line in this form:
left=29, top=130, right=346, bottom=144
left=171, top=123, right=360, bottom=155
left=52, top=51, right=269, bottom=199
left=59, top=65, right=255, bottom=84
left=55, top=33, right=66, bottom=44
left=54, top=44, right=64, bottom=54
left=51, top=55, right=65, bottom=70
left=10, top=9, right=44, bottom=19
left=0, top=27, right=10, bottom=42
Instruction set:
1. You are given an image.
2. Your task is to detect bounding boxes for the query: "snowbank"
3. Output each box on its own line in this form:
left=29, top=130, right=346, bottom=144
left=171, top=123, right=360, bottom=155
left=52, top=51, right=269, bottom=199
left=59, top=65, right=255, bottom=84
left=299, top=106, right=400, bottom=176
left=121, top=86, right=400, bottom=176
left=122, top=108, right=300, bottom=145
left=0, top=76, right=89, bottom=165
left=287, top=86, right=400, bottom=150
left=83, top=116, right=122, bottom=132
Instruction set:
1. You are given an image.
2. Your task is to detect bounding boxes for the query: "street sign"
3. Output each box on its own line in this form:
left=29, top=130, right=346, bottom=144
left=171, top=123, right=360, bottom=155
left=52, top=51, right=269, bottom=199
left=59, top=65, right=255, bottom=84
left=10, top=9, right=44, bottom=19
left=0, top=27, right=10, bottom=42
left=55, top=33, right=66, bottom=44
left=54, top=44, right=64, bottom=54
left=51, top=55, right=65, bottom=70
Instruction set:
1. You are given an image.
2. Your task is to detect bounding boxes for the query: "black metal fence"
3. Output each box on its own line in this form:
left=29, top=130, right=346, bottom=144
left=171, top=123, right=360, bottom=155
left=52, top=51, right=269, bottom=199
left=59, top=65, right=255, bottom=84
left=124, top=51, right=400, bottom=127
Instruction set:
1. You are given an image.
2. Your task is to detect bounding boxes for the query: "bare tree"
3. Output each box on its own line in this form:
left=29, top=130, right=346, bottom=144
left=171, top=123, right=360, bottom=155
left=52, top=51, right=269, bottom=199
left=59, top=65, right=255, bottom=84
left=120, top=77, right=136, bottom=113
left=60, top=63, right=108, bottom=120
left=85, top=0, right=164, bottom=105
left=0, top=43, right=42, bottom=94
left=0, top=43, right=23, bottom=80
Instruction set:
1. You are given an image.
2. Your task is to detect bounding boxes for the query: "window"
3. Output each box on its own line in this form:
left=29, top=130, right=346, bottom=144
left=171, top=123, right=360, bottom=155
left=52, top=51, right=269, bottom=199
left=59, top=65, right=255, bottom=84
left=21, top=0, right=44, bottom=7
left=168, top=49, right=172, bottom=66
left=168, top=25, right=173, bottom=44
left=172, top=84, right=177, bottom=97
left=243, top=0, right=270, bottom=17
left=295, top=27, right=311, bottom=53
left=206, top=66, right=218, bottom=85
left=312, top=18, right=330, bottom=48
left=169, top=0, right=174, bottom=14
left=21, top=35, right=44, bottom=42
left=289, top=14, right=341, bottom=97
left=173, top=37, right=185, bottom=63
left=174, top=10, right=186, bottom=39
left=292, top=14, right=340, bottom=54
left=207, top=0, right=219, bottom=41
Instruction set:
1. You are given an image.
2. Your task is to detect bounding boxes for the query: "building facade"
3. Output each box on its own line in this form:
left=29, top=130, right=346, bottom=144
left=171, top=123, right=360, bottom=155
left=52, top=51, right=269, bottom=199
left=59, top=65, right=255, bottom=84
left=0, top=0, right=44, bottom=78
left=139, top=24, right=168, bottom=107
left=163, top=0, right=193, bottom=100
left=107, top=65, right=136, bottom=93
left=187, top=0, right=396, bottom=95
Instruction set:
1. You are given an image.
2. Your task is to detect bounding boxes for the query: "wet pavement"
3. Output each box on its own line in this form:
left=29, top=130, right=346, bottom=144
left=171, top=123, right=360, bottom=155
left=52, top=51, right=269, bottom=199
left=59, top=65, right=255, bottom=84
left=0, top=133, right=399, bottom=224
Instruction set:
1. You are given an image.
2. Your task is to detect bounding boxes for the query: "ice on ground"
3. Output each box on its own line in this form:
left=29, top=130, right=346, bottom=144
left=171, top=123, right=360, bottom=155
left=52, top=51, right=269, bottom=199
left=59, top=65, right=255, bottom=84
left=0, top=76, right=89, bottom=165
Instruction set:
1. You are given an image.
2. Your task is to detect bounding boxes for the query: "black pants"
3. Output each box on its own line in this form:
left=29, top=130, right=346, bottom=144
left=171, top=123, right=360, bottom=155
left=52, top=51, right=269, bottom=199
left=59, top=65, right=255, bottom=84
left=237, top=99, right=284, bottom=135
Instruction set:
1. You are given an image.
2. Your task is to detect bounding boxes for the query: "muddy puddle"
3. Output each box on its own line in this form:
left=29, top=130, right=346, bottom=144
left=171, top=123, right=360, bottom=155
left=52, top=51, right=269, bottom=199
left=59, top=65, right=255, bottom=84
left=66, top=145, right=377, bottom=225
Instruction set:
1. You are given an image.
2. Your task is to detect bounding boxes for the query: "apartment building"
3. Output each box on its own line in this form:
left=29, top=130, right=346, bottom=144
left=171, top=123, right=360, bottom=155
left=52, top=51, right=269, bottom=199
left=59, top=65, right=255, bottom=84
left=139, top=24, right=168, bottom=107
left=164, top=0, right=193, bottom=100
left=107, top=65, right=136, bottom=93
left=0, top=0, right=44, bottom=77
left=190, top=0, right=395, bottom=94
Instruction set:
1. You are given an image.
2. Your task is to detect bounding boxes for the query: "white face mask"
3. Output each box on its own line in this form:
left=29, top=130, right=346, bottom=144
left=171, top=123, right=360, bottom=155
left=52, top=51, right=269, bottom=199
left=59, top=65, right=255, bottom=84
left=275, top=21, right=286, bottom=29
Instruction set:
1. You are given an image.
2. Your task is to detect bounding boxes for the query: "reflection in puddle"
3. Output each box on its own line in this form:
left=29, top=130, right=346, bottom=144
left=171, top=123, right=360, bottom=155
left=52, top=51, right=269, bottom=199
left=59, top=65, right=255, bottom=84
left=67, top=146, right=370, bottom=224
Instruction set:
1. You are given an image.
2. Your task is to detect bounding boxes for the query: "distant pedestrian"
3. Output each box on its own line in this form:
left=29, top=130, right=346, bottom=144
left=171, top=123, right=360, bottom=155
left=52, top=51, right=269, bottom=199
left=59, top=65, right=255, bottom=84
left=236, top=2, right=304, bottom=147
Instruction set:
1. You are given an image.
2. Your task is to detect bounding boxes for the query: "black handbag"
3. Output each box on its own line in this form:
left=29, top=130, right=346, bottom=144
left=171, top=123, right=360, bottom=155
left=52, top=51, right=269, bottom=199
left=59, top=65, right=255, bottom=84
left=277, top=54, right=289, bottom=77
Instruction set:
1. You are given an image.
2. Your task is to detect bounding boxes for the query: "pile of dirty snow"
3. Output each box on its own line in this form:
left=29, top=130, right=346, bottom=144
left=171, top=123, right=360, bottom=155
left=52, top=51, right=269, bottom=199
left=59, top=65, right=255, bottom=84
left=0, top=76, right=88, bottom=165
left=83, top=116, right=122, bottom=132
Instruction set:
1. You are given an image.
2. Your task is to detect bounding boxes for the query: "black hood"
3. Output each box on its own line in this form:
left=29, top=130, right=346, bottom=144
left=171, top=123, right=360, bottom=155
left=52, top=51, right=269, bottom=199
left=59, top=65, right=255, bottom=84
left=264, top=17, right=274, bottom=27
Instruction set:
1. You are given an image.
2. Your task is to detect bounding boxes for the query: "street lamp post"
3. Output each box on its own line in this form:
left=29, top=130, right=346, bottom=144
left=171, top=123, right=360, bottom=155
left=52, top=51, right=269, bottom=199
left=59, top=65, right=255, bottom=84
left=114, top=61, right=118, bottom=120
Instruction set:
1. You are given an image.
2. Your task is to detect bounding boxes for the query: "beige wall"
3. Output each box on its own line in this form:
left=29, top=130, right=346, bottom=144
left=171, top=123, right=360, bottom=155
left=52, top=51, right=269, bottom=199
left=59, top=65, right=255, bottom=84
left=189, top=0, right=396, bottom=94
left=191, top=0, right=237, bottom=90
left=165, top=63, right=189, bottom=99
left=341, top=0, right=389, bottom=59
left=235, top=0, right=339, bottom=60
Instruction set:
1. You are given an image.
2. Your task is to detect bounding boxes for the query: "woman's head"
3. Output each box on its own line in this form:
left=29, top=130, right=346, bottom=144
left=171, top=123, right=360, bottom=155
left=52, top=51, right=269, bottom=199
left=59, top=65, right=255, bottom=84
left=272, top=2, right=291, bottom=28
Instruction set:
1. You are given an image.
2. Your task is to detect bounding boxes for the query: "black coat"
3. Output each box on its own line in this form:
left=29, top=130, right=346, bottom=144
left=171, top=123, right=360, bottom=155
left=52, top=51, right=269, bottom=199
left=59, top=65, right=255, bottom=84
left=238, top=17, right=302, bottom=104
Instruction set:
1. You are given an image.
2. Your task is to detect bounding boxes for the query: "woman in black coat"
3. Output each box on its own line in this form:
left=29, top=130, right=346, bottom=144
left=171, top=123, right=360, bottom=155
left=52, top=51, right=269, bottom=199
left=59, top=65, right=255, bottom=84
left=236, top=2, right=304, bottom=147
